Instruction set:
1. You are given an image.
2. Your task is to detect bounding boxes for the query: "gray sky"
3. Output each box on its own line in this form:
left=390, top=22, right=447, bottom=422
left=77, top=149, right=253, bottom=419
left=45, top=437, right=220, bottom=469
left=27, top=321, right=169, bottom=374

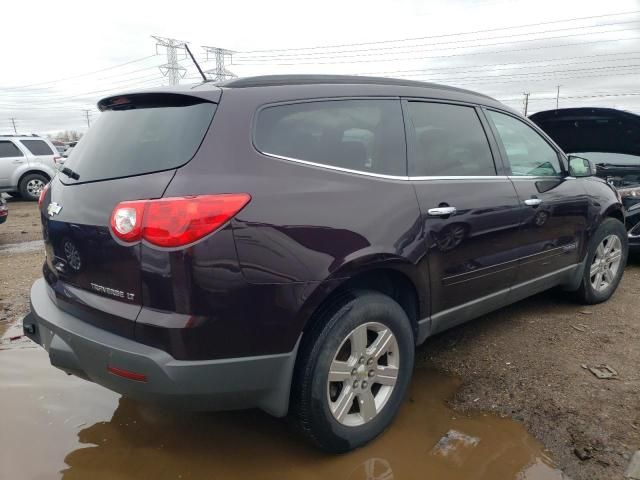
left=2, top=0, right=640, bottom=134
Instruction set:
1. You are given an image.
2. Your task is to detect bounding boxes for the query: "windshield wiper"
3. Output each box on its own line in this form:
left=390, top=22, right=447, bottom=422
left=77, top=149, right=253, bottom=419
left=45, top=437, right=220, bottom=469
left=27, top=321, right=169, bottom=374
left=59, top=167, right=80, bottom=180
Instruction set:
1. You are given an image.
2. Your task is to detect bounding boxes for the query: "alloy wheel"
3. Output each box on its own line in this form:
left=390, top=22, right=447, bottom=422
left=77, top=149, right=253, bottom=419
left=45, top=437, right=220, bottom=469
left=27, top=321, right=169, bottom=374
left=327, top=322, right=400, bottom=427
left=26, top=179, right=45, bottom=197
left=589, top=234, right=623, bottom=292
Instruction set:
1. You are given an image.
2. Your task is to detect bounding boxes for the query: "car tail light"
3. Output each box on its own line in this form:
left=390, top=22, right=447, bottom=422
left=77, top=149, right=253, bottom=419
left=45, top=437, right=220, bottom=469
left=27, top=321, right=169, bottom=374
left=110, top=200, right=145, bottom=242
left=53, top=156, right=62, bottom=164
left=110, top=194, right=251, bottom=247
left=38, top=182, right=50, bottom=209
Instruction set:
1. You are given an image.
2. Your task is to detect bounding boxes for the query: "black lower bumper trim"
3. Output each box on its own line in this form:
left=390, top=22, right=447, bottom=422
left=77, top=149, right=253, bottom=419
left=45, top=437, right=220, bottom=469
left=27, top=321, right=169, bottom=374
left=24, top=278, right=300, bottom=417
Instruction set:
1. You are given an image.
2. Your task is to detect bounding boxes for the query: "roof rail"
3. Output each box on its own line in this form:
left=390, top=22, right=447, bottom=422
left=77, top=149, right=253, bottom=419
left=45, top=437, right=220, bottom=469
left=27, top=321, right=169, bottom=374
left=0, top=133, right=41, bottom=137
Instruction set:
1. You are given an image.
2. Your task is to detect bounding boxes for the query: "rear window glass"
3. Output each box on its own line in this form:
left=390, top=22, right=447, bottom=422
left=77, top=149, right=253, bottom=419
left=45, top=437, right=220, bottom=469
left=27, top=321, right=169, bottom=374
left=0, top=141, right=23, bottom=158
left=254, top=99, right=406, bottom=176
left=62, top=95, right=216, bottom=183
left=20, top=139, right=54, bottom=156
left=407, top=102, right=496, bottom=177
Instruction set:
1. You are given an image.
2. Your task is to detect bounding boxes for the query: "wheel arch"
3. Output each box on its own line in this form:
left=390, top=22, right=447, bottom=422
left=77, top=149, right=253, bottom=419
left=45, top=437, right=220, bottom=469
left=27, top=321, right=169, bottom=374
left=604, top=203, right=625, bottom=224
left=298, top=259, right=428, bottom=345
left=18, top=169, right=52, bottom=185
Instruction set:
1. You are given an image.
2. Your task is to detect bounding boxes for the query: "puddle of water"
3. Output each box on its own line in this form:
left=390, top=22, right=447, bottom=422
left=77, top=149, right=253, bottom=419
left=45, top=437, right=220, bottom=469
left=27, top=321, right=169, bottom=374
left=0, top=347, right=565, bottom=480
left=0, top=239, right=44, bottom=254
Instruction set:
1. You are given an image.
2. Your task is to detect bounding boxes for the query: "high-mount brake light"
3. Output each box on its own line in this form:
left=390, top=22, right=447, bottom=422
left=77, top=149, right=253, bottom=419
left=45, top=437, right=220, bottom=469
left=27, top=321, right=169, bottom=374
left=109, top=194, right=251, bottom=247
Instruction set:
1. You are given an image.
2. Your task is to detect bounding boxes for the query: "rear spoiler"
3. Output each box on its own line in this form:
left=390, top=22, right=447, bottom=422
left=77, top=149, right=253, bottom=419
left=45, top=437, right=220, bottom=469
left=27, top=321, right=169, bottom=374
left=98, top=89, right=221, bottom=112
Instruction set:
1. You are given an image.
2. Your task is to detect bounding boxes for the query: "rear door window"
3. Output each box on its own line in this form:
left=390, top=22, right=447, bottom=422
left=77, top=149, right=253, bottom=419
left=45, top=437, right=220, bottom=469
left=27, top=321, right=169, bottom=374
left=0, top=141, right=24, bottom=158
left=20, top=139, right=54, bottom=156
left=62, top=94, right=216, bottom=183
left=406, top=101, right=496, bottom=177
left=254, top=99, right=406, bottom=176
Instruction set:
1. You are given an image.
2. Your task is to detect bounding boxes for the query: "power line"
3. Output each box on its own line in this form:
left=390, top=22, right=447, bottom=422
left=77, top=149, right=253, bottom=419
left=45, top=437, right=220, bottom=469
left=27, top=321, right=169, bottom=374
left=0, top=55, right=159, bottom=90
left=0, top=75, right=165, bottom=107
left=359, top=50, right=640, bottom=76
left=1, top=63, right=167, bottom=94
left=387, top=62, right=640, bottom=83
left=0, top=82, right=164, bottom=110
left=399, top=68, right=640, bottom=87
left=235, top=19, right=640, bottom=60
left=0, top=63, right=165, bottom=98
left=233, top=28, right=640, bottom=65
left=232, top=35, right=640, bottom=66
left=237, top=10, right=640, bottom=54
left=0, top=72, right=165, bottom=100
left=499, top=92, right=640, bottom=102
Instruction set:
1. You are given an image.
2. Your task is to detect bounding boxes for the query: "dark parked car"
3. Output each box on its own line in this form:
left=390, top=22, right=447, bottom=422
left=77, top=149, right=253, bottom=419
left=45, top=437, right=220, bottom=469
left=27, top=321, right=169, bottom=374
left=0, top=195, right=7, bottom=224
left=530, top=108, right=640, bottom=249
left=24, top=76, right=628, bottom=452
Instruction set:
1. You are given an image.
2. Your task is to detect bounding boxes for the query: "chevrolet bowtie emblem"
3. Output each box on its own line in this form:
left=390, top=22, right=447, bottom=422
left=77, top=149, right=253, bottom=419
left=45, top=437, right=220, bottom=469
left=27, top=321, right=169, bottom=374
left=47, top=202, right=62, bottom=217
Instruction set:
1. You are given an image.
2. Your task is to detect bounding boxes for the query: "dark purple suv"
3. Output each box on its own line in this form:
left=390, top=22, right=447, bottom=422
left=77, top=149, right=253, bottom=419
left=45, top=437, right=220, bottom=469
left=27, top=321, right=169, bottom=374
left=24, top=75, right=628, bottom=452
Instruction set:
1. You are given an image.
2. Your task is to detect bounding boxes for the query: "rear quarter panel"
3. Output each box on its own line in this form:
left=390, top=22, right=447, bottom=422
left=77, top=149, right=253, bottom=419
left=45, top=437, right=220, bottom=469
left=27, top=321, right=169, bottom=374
left=166, top=87, right=426, bottom=285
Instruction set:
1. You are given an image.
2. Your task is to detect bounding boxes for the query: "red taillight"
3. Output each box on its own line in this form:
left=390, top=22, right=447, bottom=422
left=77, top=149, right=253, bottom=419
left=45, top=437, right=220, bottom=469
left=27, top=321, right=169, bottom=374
left=38, top=183, right=50, bottom=209
left=110, top=200, right=146, bottom=242
left=110, top=194, right=251, bottom=248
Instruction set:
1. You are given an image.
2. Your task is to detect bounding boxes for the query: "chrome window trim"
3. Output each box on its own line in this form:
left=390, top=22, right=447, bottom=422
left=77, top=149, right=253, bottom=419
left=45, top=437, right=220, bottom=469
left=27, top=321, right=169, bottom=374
left=411, top=175, right=508, bottom=181
left=260, top=151, right=410, bottom=180
left=508, top=175, right=564, bottom=180
left=253, top=97, right=408, bottom=180
left=260, top=151, right=512, bottom=181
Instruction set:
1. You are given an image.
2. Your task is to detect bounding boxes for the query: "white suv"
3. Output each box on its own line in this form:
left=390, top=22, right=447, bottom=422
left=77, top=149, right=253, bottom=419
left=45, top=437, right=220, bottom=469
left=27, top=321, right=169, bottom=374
left=0, top=135, right=60, bottom=200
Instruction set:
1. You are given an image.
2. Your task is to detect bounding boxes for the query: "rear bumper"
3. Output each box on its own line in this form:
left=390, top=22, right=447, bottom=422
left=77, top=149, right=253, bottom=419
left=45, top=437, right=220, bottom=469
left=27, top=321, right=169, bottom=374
left=23, top=278, right=299, bottom=417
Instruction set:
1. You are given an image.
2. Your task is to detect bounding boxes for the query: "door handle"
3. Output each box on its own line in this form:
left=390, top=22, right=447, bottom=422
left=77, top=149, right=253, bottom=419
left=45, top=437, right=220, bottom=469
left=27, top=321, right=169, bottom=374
left=428, top=206, right=457, bottom=216
left=524, top=198, right=542, bottom=207
left=11, top=159, right=23, bottom=164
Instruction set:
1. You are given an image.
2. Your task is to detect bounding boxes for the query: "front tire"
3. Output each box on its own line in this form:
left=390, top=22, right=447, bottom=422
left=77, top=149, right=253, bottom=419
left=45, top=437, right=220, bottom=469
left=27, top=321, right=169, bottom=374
left=290, top=291, right=414, bottom=453
left=575, top=218, right=628, bottom=304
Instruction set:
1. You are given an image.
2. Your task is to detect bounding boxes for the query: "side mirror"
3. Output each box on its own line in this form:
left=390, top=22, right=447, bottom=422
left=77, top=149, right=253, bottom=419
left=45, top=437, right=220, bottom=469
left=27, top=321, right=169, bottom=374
left=568, top=155, right=596, bottom=177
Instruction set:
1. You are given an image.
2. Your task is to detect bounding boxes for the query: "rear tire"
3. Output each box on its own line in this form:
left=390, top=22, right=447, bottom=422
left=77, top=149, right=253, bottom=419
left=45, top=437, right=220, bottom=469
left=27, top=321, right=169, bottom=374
left=19, top=174, right=48, bottom=201
left=575, top=218, right=628, bottom=304
left=290, top=290, right=414, bottom=453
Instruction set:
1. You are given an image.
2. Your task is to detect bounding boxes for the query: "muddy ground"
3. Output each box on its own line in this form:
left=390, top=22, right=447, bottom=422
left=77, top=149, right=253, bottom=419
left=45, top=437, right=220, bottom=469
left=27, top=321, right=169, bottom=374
left=1, top=196, right=638, bottom=480
left=425, top=260, right=640, bottom=480
left=0, top=198, right=43, bottom=338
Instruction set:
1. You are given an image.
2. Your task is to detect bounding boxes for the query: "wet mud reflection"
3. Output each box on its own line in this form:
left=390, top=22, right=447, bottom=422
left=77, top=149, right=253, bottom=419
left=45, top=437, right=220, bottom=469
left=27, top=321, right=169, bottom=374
left=0, top=348, right=565, bottom=480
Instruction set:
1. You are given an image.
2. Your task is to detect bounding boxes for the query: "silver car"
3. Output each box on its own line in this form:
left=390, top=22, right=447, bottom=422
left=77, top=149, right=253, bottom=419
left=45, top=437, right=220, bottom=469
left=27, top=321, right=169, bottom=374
left=0, top=135, right=60, bottom=200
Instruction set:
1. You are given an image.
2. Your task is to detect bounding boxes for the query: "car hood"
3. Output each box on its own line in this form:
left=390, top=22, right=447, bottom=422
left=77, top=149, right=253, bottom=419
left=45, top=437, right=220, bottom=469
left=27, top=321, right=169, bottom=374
left=529, top=107, right=640, bottom=157
left=530, top=108, right=640, bottom=188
